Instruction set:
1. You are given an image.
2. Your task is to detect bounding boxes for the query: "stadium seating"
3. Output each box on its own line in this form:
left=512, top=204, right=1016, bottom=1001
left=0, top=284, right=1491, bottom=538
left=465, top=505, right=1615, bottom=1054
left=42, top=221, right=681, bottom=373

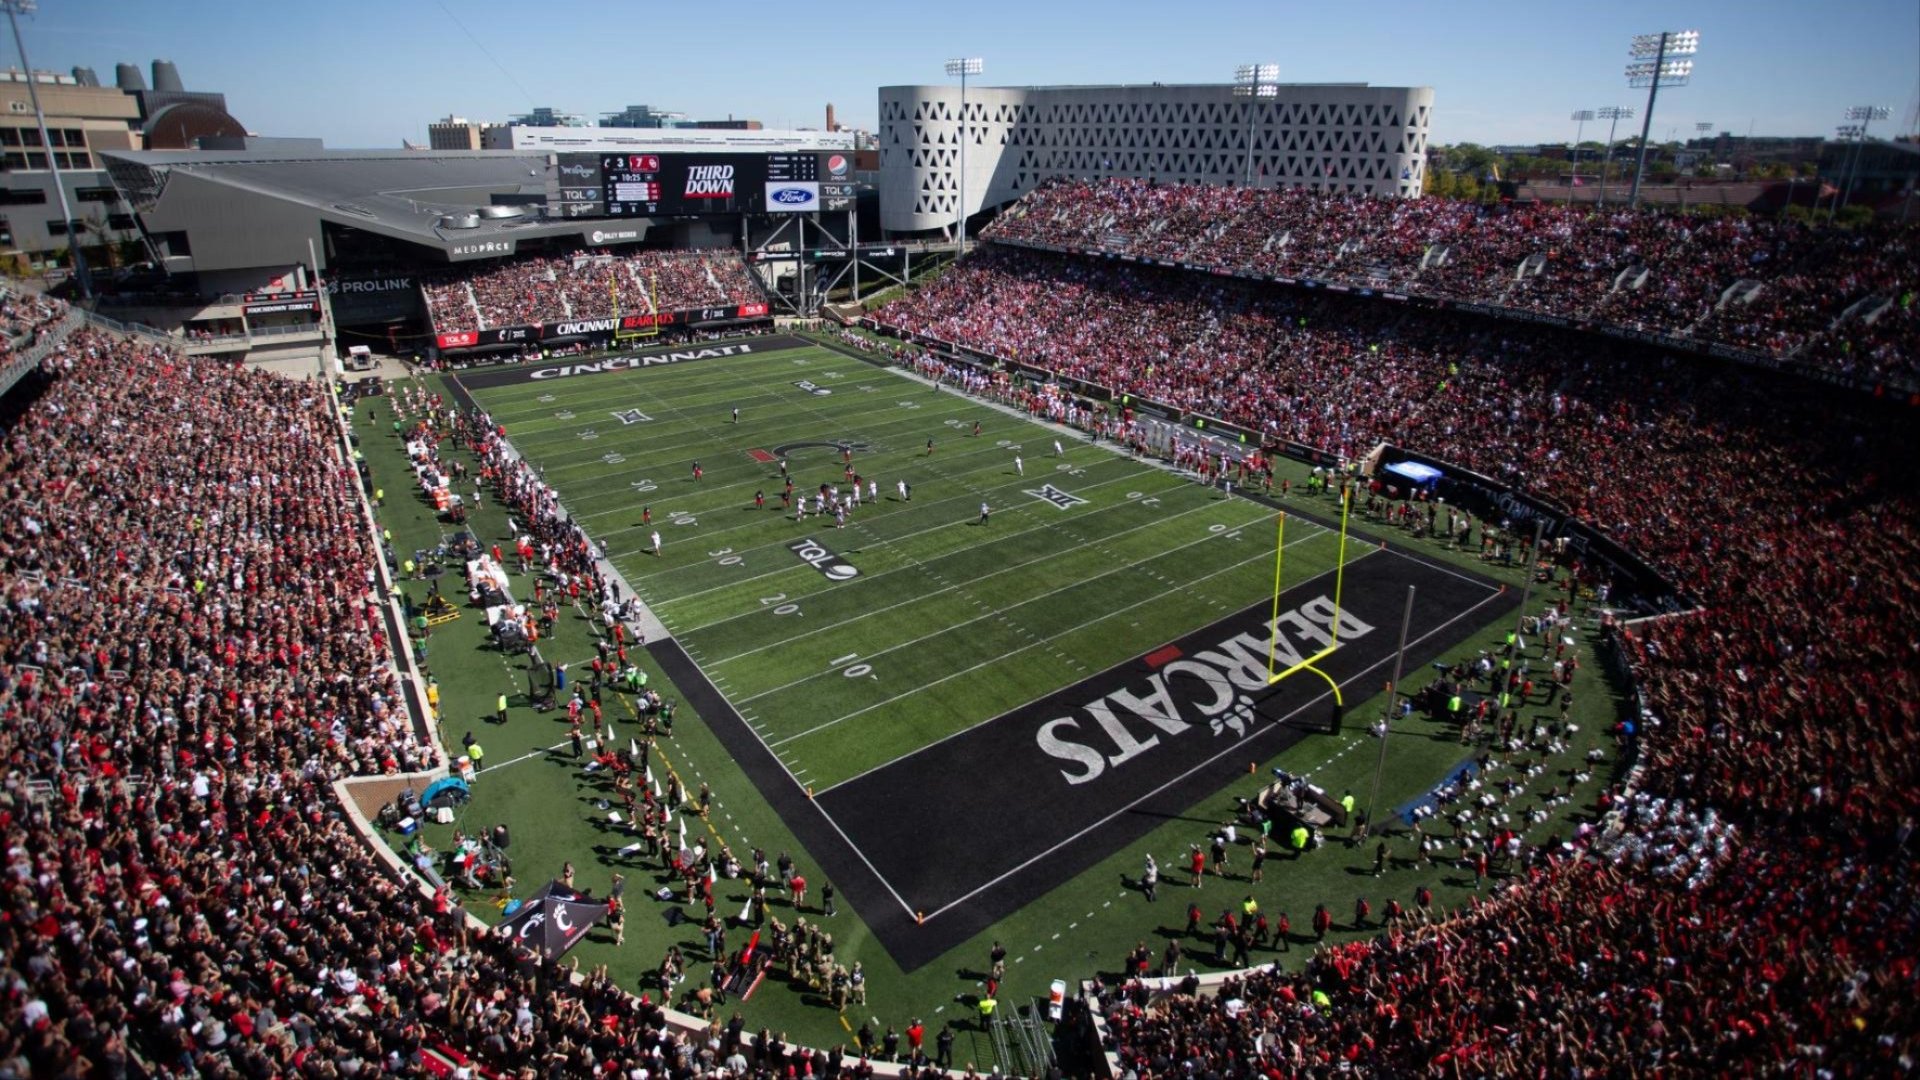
left=3, top=182, right=1916, bottom=1072
left=0, top=288, right=69, bottom=361
left=0, top=332, right=790, bottom=1076
left=421, top=249, right=761, bottom=334
left=985, top=177, right=1920, bottom=384
left=878, top=237, right=1920, bottom=1075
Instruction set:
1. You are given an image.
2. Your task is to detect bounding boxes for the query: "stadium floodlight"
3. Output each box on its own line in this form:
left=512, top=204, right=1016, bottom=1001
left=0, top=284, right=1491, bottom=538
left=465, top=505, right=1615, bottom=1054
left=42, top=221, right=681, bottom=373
left=1567, top=110, right=1596, bottom=205
left=1233, top=64, right=1281, bottom=186
left=944, top=58, right=984, bottom=257
left=1631, top=30, right=1699, bottom=57
left=1625, top=59, right=1694, bottom=87
left=1837, top=107, right=1890, bottom=213
left=2, top=0, right=90, bottom=298
left=1624, top=30, right=1701, bottom=208
left=1595, top=106, right=1634, bottom=208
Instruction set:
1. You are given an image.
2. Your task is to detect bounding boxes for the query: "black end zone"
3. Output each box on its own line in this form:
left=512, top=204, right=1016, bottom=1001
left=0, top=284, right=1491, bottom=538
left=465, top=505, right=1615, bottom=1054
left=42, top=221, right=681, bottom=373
left=666, top=546, right=1516, bottom=973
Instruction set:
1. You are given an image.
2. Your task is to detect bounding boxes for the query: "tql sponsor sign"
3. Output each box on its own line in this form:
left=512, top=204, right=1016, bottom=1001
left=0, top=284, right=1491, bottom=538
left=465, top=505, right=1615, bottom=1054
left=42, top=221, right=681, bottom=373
left=788, top=538, right=859, bottom=581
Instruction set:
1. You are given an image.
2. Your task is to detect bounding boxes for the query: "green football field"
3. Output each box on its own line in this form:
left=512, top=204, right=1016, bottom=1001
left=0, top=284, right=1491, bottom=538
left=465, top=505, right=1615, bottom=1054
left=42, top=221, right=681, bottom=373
left=358, top=333, right=1623, bottom=1062
left=463, top=339, right=1349, bottom=793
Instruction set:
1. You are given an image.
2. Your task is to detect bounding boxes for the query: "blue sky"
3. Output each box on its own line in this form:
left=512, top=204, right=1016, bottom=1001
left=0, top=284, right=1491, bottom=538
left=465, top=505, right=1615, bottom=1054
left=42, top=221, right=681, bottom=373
left=15, top=0, right=1918, bottom=149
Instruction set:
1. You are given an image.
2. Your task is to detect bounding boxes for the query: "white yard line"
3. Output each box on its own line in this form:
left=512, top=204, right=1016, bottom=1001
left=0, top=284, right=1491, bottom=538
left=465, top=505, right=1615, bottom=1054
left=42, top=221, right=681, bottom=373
left=604, top=453, right=1148, bottom=573
left=769, top=534, right=1352, bottom=750
left=635, top=466, right=1191, bottom=606
left=688, top=496, right=1241, bottom=652
left=475, top=739, right=574, bottom=775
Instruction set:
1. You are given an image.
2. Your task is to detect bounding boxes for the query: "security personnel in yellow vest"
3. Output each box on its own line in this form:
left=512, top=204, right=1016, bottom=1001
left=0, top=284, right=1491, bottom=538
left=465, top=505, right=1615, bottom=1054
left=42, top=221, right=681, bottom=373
left=1290, top=825, right=1310, bottom=852
left=495, top=692, right=508, bottom=725
left=1340, top=790, right=1356, bottom=819
left=977, top=994, right=997, bottom=1027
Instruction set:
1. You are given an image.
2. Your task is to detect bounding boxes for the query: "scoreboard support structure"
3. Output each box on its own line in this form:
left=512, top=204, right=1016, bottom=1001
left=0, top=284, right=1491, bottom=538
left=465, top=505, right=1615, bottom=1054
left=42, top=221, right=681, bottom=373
left=741, top=210, right=926, bottom=318
left=741, top=209, right=852, bottom=317
left=546, top=149, right=909, bottom=319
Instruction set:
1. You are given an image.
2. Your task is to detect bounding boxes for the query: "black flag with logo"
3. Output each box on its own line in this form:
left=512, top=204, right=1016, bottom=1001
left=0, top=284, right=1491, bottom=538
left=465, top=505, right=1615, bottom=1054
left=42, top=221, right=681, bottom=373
left=498, top=881, right=609, bottom=962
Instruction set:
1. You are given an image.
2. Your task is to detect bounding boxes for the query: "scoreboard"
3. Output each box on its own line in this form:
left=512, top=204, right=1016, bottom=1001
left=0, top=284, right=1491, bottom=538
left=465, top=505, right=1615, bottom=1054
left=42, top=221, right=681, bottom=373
left=549, top=151, right=856, bottom=219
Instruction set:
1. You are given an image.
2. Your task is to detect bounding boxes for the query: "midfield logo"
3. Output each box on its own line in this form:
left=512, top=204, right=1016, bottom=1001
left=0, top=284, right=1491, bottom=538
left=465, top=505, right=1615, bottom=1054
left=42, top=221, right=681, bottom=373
left=788, top=538, right=860, bottom=581
left=793, top=380, right=833, bottom=397
left=1024, top=484, right=1086, bottom=510
left=612, top=409, right=652, bottom=425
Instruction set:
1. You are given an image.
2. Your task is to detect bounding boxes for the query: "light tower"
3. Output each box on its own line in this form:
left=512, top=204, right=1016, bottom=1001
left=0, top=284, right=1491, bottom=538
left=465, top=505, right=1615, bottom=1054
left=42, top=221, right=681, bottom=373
left=1595, top=106, right=1634, bottom=209
left=1233, top=64, right=1280, bottom=187
left=944, top=57, right=983, bottom=257
left=1839, top=105, right=1890, bottom=212
left=1625, top=30, right=1700, bottom=208
left=1568, top=110, right=1595, bottom=204
left=3, top=0, right=90, bottom=297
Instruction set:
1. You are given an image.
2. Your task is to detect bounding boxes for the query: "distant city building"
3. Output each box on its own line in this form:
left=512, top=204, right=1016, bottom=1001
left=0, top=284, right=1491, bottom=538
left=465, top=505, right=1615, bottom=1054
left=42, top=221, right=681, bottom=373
left=1817, top=136, right=1920, bottom=210
left=601, top=104, right=686, bottom=129
left=598, top=104, right=762, bottom=130
left=1684, top=134, right=1826, bottom=166
left=2, top=58, right=243, bottom=263
left=427, top=116, right=487, bottom=151
left=492, top=125, right=854, bottom=154
left=433, top=105, right=770, bottom=147
left=509, top=107, right=588, bottom=128
left=427, top=117, right=481, bottom=150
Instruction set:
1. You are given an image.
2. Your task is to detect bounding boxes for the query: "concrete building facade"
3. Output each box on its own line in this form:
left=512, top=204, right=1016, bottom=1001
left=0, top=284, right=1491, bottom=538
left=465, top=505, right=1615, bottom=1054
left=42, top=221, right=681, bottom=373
left=0, top=69, right=143, bottom=263
left=877, top=82, right=1434, bottom=233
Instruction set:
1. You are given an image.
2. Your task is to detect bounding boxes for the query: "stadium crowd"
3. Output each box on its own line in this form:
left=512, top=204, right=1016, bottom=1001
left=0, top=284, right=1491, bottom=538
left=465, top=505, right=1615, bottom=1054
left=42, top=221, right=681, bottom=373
left=1, top=171, right=1916, bottom=1074
left=987, top=177, right=1920, bottom=382
left=878, top=230, right=1920, bottom=1074
left=422, top=250, right=760, bottom=335
left=0, top=288, right=70, bottom=358
left=0, top=330, right=882, bottom=1078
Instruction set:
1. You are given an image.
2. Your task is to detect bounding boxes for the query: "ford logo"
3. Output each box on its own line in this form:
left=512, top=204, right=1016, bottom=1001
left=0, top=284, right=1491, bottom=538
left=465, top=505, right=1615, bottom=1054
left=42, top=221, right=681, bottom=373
left=771, top=187, right=814, bottom=205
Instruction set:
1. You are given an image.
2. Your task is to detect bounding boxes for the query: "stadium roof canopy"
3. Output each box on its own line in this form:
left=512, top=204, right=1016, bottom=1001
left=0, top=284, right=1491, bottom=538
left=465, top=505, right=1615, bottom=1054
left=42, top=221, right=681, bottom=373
left=101, top=149, right=644, bottom=271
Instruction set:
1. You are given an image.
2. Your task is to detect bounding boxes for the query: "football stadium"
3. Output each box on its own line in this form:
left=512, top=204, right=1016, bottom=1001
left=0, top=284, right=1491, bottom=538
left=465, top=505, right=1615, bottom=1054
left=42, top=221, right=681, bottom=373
left=2, top=8, right=1918, bottom=1078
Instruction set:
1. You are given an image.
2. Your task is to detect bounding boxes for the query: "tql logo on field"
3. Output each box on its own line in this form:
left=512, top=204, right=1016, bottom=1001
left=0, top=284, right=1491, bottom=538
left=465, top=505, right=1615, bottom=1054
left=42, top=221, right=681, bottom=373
left=788, top=537, right=860, bottom=581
